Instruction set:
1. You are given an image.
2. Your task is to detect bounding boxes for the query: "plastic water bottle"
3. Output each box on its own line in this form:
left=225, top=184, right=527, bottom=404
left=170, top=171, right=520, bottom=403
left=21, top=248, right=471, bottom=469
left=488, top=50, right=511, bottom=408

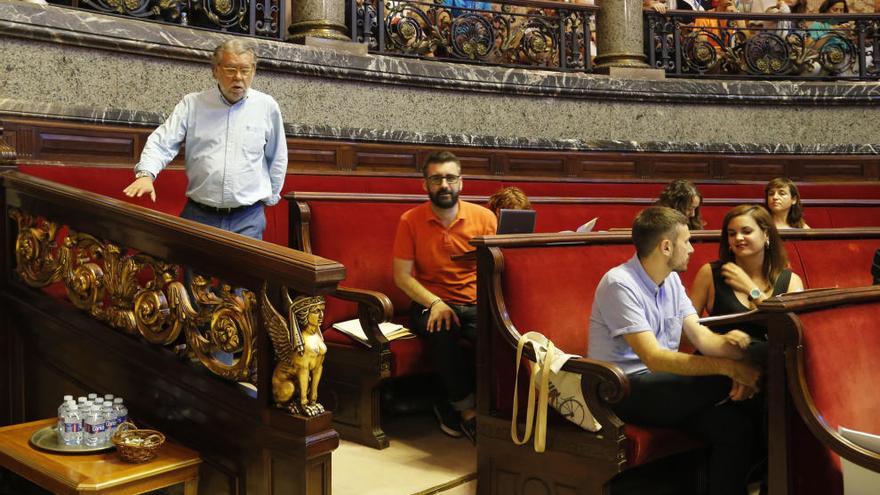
left=112, top=397, right=128, bottom=426
left=103, top=394, right=114, bottom=402
left=102, top=405, right=117, bottom=443
left=77, top=396, right=88, bottom=407
left=94, top=397, right=104, bottom=408
left=60, top=404, right=82, bottom=446
left=83, top=406, right=105, bottom=447
left=57, top=395, right=73, bottom=432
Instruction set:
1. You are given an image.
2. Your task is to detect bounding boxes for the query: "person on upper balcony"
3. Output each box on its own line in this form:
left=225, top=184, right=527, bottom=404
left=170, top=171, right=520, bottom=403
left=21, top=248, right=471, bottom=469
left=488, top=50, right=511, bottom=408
left=764, top=177, right=810, bottom=229
left=808, top=0, right=852, bottom=49
left=655, top=179, right=706, bottom=230
left=123, top=39, right=287, bottom=241
left=392, top=151, right=497, bottom=445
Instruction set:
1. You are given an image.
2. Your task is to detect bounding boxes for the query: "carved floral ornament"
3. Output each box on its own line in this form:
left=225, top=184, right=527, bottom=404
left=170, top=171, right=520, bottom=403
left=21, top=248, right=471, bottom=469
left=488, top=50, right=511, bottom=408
left=9, top=208, right=326, bottom=408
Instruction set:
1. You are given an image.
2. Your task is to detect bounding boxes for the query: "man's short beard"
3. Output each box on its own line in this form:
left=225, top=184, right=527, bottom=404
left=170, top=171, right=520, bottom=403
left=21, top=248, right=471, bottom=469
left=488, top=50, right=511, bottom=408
left=429, top=188, right=459, bottom=209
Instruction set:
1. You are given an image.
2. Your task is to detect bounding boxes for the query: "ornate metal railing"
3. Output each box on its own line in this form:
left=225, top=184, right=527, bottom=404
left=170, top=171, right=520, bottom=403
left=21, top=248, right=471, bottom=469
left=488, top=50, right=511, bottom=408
left=50, top=0, right=284, bottom=39
left=645, top=11, right=880, bottom=79
left=349, top=0, right=599, bottom=71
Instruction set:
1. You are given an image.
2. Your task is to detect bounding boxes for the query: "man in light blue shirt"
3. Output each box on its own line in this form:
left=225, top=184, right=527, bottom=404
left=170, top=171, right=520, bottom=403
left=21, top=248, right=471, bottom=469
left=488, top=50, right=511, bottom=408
left=123, top=39, right=287, bottom=240
left=587, top=206, right=762, bottom=495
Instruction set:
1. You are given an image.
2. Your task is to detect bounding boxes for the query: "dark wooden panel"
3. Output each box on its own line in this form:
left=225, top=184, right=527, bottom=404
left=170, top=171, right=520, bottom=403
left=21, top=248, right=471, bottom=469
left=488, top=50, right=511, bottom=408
left=288, top=148, right=337, bottom=165
left=644, top=160, right=712, bottom=178
left=507, top=157, right=566, bottom=176
left=458, top=155, right=493, bottom=175
left=801, top=162, right=869, bottom=179
left=38, top=130, right=135, bottom=158
left=725, top=161, right=787, bottom=180
left=577, top=159, right=637, bottom=178
left=355, top=151, right=418, bottom=167
left=2, top=116, right=879, bottom=182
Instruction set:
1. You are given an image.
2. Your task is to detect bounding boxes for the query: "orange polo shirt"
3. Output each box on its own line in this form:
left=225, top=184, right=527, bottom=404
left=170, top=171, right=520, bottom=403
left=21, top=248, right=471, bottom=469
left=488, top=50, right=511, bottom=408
left=392, top=200, right=497, bottom=304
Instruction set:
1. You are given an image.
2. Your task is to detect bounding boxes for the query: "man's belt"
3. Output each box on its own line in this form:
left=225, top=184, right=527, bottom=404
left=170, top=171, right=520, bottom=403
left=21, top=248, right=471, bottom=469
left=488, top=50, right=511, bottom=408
left=188, top=199, right=256, bottom=215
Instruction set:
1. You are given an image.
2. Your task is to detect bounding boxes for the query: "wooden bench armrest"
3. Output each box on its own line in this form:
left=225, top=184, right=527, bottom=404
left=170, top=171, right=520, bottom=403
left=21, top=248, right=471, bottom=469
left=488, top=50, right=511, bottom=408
left=519, top=351, right=629, bottom=431
left=330, top=285, right=395, bottom=346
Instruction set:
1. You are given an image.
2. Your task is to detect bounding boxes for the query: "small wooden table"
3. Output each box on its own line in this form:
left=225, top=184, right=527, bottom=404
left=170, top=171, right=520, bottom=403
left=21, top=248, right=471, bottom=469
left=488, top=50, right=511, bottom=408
left=0, top=419, right=201, bottom=495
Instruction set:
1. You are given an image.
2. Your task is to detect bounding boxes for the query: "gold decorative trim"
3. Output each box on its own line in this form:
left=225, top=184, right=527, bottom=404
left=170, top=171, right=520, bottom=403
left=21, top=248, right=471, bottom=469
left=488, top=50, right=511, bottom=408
left=9, top=208, right=257, bottom=385
left=262, top=285, right=327, bottom=417
left=0, top=136, right=15, bottom=166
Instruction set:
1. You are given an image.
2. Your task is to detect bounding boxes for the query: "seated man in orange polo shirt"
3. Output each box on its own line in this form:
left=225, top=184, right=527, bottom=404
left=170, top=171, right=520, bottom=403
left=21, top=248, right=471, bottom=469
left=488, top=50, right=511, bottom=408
left=392, top=151, right=497, bottom=444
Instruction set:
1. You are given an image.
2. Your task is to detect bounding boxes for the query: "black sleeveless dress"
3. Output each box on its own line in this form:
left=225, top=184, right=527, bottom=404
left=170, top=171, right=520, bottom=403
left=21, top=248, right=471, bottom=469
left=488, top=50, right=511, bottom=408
left=708, top=260, right=792, bottom=339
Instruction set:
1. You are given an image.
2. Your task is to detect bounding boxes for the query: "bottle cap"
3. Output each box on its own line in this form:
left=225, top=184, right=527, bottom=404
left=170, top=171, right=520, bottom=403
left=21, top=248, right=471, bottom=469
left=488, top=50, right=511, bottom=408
left=63, top=395, right=73, bottom=401
left=88, top=393, right=97, bottom=399
left=114, top=398, right=123, bottom=404
left=104, top=394, right=114, bottom=401
left=69, top=404, right=78, bottom=411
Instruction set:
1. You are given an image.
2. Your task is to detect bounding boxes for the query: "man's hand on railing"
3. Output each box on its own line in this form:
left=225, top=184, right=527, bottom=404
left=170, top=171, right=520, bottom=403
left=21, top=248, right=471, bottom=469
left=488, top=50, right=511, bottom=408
left=644, top=0, right=668, bottom=13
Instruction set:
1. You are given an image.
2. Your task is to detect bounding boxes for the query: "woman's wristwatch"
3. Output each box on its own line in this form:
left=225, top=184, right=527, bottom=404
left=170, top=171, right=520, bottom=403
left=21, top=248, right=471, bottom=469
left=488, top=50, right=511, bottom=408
left=748, top=287, right=763, bottom=301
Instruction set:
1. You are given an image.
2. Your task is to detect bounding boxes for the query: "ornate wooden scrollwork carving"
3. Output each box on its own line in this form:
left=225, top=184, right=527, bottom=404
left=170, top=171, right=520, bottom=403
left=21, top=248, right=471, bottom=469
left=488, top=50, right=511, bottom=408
left=9, top=208, right=258, bottom=385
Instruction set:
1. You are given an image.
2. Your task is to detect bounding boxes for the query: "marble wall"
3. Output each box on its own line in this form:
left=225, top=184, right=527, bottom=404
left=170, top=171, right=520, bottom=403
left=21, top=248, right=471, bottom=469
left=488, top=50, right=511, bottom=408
left=1, top=0, right=879, bottom=154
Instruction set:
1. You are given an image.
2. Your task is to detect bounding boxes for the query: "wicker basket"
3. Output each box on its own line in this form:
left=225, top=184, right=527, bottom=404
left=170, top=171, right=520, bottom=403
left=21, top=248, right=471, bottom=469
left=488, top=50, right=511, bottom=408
left=111, top=421, right=165, bottom=463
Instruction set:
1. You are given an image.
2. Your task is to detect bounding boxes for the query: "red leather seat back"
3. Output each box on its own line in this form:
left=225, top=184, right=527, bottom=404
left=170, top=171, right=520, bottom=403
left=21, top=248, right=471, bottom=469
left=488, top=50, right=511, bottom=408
left=305, top=200, right=418, bottom=327
left=791, top=239, right=880, bottom=289
left=789, top=301, right=880, bottom=495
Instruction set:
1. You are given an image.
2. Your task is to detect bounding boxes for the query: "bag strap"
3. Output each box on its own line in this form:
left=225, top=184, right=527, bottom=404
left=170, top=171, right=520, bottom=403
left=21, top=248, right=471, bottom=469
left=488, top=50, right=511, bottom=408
left=511, top=333, right=538, bottom=446
left=532, top=339, right=554, bottom=453
left=511, top=332, right=556, bottom=453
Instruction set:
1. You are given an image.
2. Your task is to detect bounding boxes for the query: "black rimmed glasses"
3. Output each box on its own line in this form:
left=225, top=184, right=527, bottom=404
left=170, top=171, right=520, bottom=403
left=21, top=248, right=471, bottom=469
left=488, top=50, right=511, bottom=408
left=425, top=174, right=461, bottom=186
left=219, top=65, right=254, bottom=78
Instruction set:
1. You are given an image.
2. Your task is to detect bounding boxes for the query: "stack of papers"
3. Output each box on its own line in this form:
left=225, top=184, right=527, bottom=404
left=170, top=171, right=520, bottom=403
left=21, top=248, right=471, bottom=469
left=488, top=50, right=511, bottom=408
left=576, top=217, right=598, bottom=233
left=331, top=318, right=413, bottom=348
left=839, top=426, right=880, bottom=495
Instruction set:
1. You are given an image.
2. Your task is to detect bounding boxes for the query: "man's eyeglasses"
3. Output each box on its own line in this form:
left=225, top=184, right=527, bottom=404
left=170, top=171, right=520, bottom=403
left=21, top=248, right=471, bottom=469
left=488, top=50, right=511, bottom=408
left=425, top=174, right=461, bottom=186
left=219, top=65, right=254, bottom=77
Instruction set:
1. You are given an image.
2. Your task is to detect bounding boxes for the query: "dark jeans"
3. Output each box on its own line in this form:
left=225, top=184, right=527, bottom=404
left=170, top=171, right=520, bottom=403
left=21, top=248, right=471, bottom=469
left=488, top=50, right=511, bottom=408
left=409, top=302, right=477, bottom=411
left=179, top=199, right=266, bottom=240
left=608, top=371, right=759, bottom=495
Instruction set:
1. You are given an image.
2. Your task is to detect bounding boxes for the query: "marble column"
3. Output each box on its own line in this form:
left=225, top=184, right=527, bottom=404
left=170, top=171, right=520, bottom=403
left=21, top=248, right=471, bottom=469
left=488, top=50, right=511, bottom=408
left=594, top=0, right=649, bottom=69
left=288, top=0, right=350, bottom=42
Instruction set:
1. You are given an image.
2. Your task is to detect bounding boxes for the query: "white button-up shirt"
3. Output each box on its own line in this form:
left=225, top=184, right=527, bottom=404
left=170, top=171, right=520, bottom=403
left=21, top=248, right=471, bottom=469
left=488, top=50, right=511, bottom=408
left=136, top=86, right=287, bottom=207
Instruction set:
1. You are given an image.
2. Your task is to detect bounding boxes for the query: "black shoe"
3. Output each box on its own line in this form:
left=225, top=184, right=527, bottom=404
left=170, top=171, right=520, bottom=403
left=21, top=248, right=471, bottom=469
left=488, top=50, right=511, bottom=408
left=433, top=402, right=463, bottom=438
left=460, top=416, right=477, bottom=445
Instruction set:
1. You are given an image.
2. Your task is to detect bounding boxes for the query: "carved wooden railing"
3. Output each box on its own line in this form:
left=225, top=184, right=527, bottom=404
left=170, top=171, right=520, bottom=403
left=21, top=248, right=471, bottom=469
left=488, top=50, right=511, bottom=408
left=0, top=171, right=345, bottom=494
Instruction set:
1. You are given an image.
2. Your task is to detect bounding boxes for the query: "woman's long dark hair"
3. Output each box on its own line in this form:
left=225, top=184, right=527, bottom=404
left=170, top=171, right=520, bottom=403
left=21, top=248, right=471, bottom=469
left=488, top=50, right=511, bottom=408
left=764, top=177, right=806, bottom=228
left=719, top=205, right=789, bottom=285
left=818, top=0, right=848, bottom=12
left=655, top=179, right=705, bottom=230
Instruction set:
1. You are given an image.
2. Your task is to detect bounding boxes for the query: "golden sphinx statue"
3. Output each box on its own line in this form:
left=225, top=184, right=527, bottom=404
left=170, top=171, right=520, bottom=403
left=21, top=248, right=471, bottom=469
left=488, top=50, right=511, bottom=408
left=262, top=290, right=328, bottom=417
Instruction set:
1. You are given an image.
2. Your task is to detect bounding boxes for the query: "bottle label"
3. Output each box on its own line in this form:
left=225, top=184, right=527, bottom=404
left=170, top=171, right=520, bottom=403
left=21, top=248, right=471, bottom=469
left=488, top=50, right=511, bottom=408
left=116, top=414, right=128, bottom=426
left=85, top=422, right=106, bottom=434
left=63, top=422, right=81, bottom=433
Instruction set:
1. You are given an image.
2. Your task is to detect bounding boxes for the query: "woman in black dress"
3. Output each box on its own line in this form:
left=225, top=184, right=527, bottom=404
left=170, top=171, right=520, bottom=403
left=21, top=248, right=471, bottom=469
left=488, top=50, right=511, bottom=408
left=691, top=204, right=803, bottom=319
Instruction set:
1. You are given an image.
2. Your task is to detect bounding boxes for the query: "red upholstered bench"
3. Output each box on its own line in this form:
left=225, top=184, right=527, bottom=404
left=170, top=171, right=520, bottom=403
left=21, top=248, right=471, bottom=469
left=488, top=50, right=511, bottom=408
left=758, top=287, right=880, bottom=495
left=470, top=233, right=744, bottom=495
left=470, top=229, right=879, bottom=495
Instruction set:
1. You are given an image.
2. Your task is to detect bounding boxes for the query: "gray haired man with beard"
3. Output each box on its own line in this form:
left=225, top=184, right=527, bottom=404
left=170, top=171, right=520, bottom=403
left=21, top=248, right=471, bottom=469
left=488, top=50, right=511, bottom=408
left=392, top=151, right=497, bottom=444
